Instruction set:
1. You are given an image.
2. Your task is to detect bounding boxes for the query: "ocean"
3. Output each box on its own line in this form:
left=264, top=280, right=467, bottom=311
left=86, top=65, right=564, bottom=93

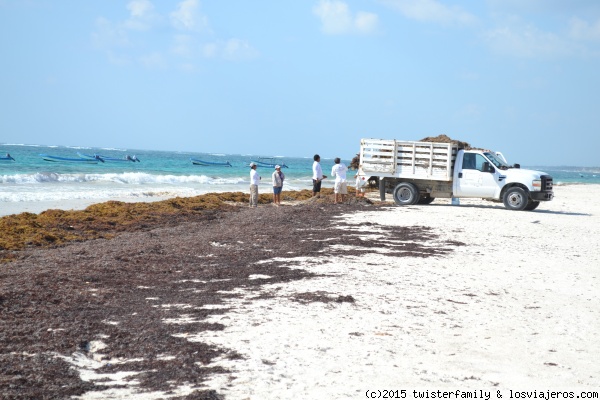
left=0, top=144, right=347, bottom=207
left=1, top=143, right=599, bottom=210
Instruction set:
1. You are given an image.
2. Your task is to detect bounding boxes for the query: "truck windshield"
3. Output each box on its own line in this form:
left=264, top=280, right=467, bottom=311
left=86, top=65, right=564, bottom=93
left=484, top=152, right=510, bottom=169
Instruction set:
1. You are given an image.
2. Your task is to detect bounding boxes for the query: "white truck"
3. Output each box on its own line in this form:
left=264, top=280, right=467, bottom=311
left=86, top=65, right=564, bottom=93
left=357, top=138, right=554, bottom=211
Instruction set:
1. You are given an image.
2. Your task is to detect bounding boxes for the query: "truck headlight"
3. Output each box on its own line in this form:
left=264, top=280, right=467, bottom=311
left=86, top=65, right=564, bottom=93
left=532, top=179, right=542, bottom=191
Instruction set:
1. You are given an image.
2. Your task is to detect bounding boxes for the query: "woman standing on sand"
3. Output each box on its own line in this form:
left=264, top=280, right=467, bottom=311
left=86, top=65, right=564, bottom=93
left=272, top=165, right=285, bottom=206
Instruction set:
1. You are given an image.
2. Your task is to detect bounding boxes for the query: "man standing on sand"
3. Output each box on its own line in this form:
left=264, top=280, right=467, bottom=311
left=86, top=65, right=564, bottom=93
left=312, top=154, right=327, bottom=197
left=331, top=157, right=348, bottom=204
left=272, top=165, right=285, bottom=206
left=249, top=162, right=261, bottom=207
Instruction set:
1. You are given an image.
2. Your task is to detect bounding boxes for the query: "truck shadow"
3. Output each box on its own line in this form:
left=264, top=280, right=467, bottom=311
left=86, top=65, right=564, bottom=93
left=424, top=203, right=591, bottom=216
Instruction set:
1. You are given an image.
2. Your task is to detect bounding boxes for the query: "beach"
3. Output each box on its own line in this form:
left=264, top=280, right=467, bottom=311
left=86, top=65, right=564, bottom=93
left=1, top=184, right=599, bottom=399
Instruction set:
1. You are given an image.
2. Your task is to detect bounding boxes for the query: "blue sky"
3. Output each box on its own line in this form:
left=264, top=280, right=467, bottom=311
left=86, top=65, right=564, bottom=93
left=1, top=0, right=599, bottom=166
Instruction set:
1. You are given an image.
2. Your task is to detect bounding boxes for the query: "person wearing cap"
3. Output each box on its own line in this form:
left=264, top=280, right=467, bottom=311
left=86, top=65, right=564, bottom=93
left=249, top=162, right=261, bottom=207
left=271, top=165, right=285, bottom=206
left=331, top=157, right=348, bottom=204
left=312, top=154, right=327, bottom=197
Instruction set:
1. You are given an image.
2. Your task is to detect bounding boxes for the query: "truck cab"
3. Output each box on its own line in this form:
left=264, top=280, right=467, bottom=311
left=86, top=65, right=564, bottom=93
left=453, top=150, right=554, bottom=210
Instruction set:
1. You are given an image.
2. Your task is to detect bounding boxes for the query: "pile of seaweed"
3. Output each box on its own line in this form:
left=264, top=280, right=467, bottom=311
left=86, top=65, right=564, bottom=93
left=419, top=134, right=473, bottom=149
left=0, top=189, right=335, bottom=261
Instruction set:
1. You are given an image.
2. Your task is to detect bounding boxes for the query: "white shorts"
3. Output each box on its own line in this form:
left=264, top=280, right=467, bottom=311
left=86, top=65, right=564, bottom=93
left=334, top=181, right=348, bottom=194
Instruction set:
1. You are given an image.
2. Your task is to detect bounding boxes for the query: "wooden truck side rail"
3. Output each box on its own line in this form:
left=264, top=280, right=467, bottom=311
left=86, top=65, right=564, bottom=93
left=359, top=139, right=458, bottom=181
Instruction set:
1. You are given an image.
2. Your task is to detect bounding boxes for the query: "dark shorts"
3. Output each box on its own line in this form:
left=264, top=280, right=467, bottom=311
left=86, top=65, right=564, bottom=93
left=273, top=186, right=282, bottom=194
left=312, top=179, right=322, bottom=192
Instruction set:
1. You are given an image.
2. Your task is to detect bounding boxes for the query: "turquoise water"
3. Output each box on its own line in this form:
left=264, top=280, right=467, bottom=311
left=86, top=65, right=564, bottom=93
left=0, top=144, right=351, bottom=204
left=1, top=143, right=598, bottom=205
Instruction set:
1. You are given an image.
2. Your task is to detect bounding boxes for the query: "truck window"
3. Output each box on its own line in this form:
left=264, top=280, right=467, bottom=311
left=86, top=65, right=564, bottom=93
left=462, top=153, right=488, bottom=171
left=462, top=153, right=476, bottom=170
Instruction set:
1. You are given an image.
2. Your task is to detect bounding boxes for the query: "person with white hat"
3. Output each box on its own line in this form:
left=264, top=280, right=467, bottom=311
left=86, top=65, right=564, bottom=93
left=249, top=162, right=261, bottom=207
left=271, top=165, right=285, bottom=206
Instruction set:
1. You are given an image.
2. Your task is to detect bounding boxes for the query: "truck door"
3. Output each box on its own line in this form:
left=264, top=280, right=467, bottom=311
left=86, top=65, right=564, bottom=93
left=454, top=153, right=500, bottom=198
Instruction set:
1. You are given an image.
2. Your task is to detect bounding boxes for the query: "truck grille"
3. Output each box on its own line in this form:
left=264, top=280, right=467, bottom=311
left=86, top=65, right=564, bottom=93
left=541, top=175, right=553, bottom=192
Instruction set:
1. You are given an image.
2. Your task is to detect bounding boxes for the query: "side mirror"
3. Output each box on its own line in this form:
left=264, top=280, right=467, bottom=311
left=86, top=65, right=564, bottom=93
left=482, top=161, right=495, bottom=173
left=513, top=163, right=521, bottom=169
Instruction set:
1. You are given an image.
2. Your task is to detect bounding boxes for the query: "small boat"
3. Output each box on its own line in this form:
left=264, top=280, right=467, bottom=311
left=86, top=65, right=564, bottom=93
left=250, top=159, right=288, bottom=168
left=78, top=152, right=140, bottom=162
left=0, top=153, right=15, bottom=161
left=190, top=158, right=232, bottom=167
left=40, top=154, right=102, bottom=163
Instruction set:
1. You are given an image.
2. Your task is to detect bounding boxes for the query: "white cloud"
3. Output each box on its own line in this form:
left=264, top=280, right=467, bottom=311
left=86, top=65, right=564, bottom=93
left=355, top=11, right=379, bottom=33
left=202, top=39, right=259, bottom=61
left=127, top=0, right=153, bottom=18
left=379, top=0, right=477, bottom=26
left=124, top=0, right=158, bottom=31
left=93, top=0, right=257, bottom=68
left=483, top=24, right=574, bottom=58
left=569, top=17, right=600, bottom=41
left=313, top=0, right=379, bottom=35
left=170, top=0, right=209, bottom=32
left=92, top=17, right=130, bottom=49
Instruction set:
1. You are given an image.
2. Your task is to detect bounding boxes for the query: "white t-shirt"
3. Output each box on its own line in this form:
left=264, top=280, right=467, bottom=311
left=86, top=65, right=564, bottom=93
left=331, top=163, right=347, bottom=183
left=312, top=161, right=323, bottom=180
left=250, top=168, right=260, bottom=185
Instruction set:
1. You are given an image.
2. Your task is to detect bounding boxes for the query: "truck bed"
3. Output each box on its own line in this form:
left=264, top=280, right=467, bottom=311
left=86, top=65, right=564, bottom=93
left=359, top=139, right=458, bottom=181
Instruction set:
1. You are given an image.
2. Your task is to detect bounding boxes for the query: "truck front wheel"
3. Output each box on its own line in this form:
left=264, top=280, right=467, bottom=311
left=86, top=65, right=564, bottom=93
left=393, top=182, right=419, bottom=206
left=503, top=187, right=529, bottom=211
left=524, top=200, right=540, bottom=211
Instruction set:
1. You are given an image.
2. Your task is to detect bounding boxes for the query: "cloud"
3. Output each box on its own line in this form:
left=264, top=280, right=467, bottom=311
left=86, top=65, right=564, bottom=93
left=92, top=16, right=130, bottom=49
left=170, top=0, right=209, bottom=32
left=483, top=24, right=575, bottom=58
left=313, top=0, right=379, bottom=35
left=202, top=39, right=259, bottom=61
left=93, top=0, right=256, bottom=68
left=124, top=0, right=159, bottom=30
left=569, top=17, right=600, bottom=41
left=379, top=0, right=477, bottom=26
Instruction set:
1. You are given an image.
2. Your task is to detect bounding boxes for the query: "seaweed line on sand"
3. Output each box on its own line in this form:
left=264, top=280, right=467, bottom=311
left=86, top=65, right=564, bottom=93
left=0, top=191, right=463, bottom=398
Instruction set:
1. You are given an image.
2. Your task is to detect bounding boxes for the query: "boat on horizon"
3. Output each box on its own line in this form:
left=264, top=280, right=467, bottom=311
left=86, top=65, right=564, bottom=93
left=0, top=153, right=15, bottom=161
left=190, top=158, right=232, bottom=167
left=78, top=152, right=140, bottom=162
left=40, top=154, right=102, bottom=163
left=250, top=158, right=288, bottom=168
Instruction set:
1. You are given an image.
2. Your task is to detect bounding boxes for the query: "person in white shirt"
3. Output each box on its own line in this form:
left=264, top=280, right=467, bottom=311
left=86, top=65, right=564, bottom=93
left=249, top=162, right=261, bottom=207
left=331, top=157, right=348, bottom=204
left=312, top=154, right=327, bottom=197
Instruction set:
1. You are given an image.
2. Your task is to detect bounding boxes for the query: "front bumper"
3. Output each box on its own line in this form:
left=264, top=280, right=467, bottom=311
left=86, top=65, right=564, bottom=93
left=530, top=191, right=554, bottom=201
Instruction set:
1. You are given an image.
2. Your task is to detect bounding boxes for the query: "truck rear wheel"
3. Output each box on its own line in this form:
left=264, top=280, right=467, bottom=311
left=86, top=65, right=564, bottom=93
left=503, top=187, right=528, bottom=211
left=393, top=182, right=419, bottom=206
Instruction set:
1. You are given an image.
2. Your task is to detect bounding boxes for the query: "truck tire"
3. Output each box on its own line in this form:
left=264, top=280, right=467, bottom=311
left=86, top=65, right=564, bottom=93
left=418, top=196, right=435, bottom=205
left=393, top=182, right=419, bottom=206
left=379, top=178, right=386, bottom=201
left=503, top=187, right=529, bottom=211
left=524, top=200, right=540, bottom=211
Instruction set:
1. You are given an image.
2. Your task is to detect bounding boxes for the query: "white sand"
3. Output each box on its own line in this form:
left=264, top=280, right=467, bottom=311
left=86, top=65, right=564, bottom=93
left=60, top=184, right=599, bottom=398
left=188, top=185, right=600, bottom=397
